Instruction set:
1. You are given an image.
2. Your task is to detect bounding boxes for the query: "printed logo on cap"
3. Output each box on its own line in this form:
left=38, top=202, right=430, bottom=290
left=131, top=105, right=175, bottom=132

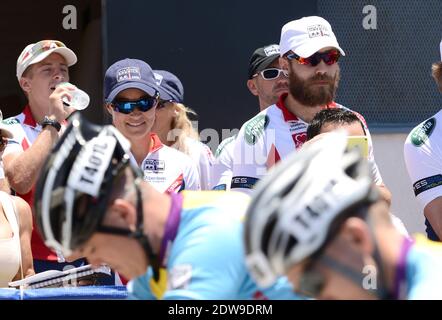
left=117, top=67, right=141, bottom=83
left=307, top=24, right=331, bottom=38
left=263, top=45, right=280, bottom=57
left=154, top=72, right=164, bottom=86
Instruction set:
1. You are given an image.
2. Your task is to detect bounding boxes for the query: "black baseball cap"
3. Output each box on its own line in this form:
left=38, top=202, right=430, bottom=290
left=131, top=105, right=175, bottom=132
left=248, top=44, right=281, bottom=79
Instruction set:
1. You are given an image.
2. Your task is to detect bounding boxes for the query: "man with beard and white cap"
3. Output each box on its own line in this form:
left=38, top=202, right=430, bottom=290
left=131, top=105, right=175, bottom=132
left=230, top=16, right=391, bottom=205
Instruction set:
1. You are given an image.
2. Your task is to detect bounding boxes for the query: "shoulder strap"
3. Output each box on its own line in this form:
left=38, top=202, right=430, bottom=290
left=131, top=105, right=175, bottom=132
left=0, top=192, right=24, bottom=280
left=0, top=191, right=19, bottom=235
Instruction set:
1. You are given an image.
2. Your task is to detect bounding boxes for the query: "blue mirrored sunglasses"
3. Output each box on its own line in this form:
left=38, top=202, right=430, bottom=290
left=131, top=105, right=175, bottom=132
left=112, top=94, right=159, bottom=114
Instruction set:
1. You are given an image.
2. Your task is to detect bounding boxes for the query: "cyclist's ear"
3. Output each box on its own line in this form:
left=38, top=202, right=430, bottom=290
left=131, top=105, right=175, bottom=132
left=339, top=217, right=373, bottom=255
left=108, top=198, right=137, bottom=232
left=247, top=79, right=258, bottom=96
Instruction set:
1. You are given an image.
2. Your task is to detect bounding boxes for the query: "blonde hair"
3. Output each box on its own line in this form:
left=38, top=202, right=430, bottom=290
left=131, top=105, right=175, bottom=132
left=432, top=62, right=442, bottom=90
left=167, top=103, right=199, bottom=155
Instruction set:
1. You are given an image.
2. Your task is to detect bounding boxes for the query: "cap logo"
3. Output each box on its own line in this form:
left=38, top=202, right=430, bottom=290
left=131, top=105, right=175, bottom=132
left=116, top=67, right=141, bottom=83
left=154, top=72, right=164, bottom=86
left=263, top=45, right=280, bottom=56
left=307, top=24, right=331, bottom=38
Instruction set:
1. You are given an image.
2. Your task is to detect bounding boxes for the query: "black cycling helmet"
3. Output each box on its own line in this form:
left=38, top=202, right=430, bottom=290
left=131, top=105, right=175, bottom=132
left=34, top=112, right=134, bottom=256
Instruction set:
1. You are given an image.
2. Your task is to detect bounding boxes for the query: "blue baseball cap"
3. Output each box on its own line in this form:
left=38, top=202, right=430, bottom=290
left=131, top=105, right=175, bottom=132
left=104, top=58, right=159, bottom=103
left=153, top=70, right=184, bottom=104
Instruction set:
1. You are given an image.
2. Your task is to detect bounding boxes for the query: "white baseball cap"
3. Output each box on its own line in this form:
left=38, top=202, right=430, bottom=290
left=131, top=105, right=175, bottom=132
left=16, top=40, right=77, bottom=80
left=279, top=16, right=345, bottom=58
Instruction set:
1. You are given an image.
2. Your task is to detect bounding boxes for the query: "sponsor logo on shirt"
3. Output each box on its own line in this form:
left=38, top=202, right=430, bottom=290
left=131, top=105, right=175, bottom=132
left=413, top=174, right=442, bottom=196
left=3, top=118, right=19, bottom=125
left=287, top=120, right=307, bottom=134
left=167, top=264, right=192, bottom=290
left=244, top=115, right=269, bottom=145
left=411, top=118, right=436, bottom=147
left=144, top=159, right=165, bottom=173
left=231, top=176, right=259, bottom=189
left=293, top=132, right=307, bottom=149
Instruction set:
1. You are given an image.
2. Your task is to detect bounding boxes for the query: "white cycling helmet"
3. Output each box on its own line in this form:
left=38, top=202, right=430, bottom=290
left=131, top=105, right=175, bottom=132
left=244, top=131, right=379, bottom=288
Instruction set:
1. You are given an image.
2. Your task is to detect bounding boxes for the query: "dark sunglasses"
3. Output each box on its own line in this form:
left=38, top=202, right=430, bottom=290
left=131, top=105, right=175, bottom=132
left=112, top=94, right=159, bottom=114
left=286, top=50, right=341, bottom=67
left=253, top=68, right=288, bottom=80
left=0, top=137, right=8, bottom=152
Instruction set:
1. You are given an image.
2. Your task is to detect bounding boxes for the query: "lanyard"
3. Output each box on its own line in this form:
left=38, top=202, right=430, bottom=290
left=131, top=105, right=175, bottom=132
left=158, top=192, right=183, bottom=267
left=393, top=237, right=414, bottom=299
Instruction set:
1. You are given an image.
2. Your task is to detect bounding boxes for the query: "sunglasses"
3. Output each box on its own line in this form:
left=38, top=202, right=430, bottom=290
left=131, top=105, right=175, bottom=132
left=111, top=95, right=159, bottom=114
left=253, top=68, right=288, bottom=80
left=286, top=50, right=341, bottom=67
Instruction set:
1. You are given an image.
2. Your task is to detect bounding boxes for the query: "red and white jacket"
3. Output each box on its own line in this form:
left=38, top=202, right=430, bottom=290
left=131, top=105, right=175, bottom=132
left=231, top=93, right=383, bottom=195
left=3, top=106, right=65, bottom=261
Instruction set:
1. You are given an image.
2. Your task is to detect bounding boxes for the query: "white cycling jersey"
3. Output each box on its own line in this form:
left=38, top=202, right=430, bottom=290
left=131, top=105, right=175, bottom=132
left=180, top=137, right=214, bottom=191
left=211, top=135, right=236, bottom=190
left=231, top=93, right=383, bottom=195
left=404, top=110, right=442, bottom=211
left=131, top=133, right=201, bottom=193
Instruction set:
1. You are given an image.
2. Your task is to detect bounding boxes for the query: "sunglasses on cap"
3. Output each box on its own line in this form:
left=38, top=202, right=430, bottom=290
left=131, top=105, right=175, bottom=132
left=253, top=68, right=288, bottom=80
left=111, top=94, right=159, bottom=114
left=22, top=41, right=67, bottom=63
left=286, top=49, right=341, bottom=67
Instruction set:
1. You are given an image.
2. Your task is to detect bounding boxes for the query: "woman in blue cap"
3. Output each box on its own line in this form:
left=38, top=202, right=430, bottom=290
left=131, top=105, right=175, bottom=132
left=152, top=70, right=214, bottom=190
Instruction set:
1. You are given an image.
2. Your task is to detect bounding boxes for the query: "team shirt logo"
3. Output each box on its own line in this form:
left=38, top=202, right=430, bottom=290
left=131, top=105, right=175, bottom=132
left=244, top=115, right=269, bottom=145
left=411, top=118, right=436, bottom=147
left=144, top=159, right=165, bottom=173
left=413, top=174, right=442, bottom=196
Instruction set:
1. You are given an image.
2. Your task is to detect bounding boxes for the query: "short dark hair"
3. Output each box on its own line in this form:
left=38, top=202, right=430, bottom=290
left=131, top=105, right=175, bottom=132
left=306, top=108, right=366, bottom=140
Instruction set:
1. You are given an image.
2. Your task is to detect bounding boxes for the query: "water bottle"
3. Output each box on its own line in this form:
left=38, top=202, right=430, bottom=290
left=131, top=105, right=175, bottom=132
left=56, top=82, right=90, bottom=111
